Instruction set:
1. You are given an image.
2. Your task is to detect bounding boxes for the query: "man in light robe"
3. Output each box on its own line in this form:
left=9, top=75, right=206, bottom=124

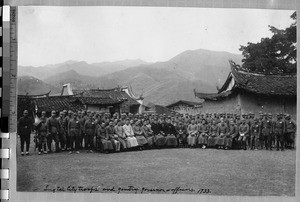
left=123, top=119, right=139, bottom=149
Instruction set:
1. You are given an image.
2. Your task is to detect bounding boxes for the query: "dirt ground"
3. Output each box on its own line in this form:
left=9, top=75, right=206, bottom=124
left=16, top=137, right=295, bottom=196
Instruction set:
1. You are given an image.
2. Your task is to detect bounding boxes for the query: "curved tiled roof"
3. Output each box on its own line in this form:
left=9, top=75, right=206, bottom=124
left=230, top=62, right=296, bottom=96
left=166, top=100, right=203, bottom=108
left=32, top=96, right=85, bottom=112
left=195, top=60, right=296, bottom=100
left=74, top=88, right=140, bottom=106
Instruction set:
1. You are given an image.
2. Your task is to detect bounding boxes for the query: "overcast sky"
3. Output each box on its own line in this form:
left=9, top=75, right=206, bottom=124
left=18, top=6, right=295, bottom=67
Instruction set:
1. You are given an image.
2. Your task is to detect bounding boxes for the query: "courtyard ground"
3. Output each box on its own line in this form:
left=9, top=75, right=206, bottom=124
left=17, top=137, right=295, bottom=196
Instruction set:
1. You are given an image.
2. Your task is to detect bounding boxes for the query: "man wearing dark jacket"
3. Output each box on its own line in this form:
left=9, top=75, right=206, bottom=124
left=17, top=110, right=34, bottom=155
left=46, top=111, right=60, bottom=153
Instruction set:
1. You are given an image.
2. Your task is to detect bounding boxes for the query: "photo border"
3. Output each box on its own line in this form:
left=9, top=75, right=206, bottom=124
left=5, top=0, right=299, bottom=201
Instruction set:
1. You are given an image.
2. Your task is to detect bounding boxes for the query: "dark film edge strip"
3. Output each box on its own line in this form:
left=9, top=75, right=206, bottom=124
left=1, top=4, right=8, bottom=133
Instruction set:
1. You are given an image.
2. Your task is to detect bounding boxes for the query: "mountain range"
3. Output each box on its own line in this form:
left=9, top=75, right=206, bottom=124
left=18, top=49, right=243, bottom=105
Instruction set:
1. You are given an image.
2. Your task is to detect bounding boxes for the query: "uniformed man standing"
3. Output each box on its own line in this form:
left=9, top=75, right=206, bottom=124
left=261, top=113, right=272, bottom=150
left=284, top=114, right=296, bottom=149
left=68, top=113, right=82, bottom=154
left=17, top=110, right=34, bottom=155
left=46, top=111, right=60, bottom=153
left=64, top=110, right=73, bottom=150
left=238, top=119, right=249, bottom=150
left=57, top=111, right=67, bottom=151
left=268, top=113, right=275, bottom=150
left=83, top=114, right=96, bottom=152
left=35, top=116, right=48, bottom=154
left=274, top=114, right=286, bottom=151
left=250, top=118, right=261, bottom=150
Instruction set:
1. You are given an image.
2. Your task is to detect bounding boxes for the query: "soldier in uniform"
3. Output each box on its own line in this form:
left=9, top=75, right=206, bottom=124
left=238, top=119, right=249, bottom=150
left=250, top=118, right=260, bottom=150
left=78, top=111, right=86, bottom=149
left=40, top=111, right=48, bottom=123
left=84, top=113, right=96, bottom=152
left=68, top=113, right=82, bottom=154
left=17, top=110, right=34, bottom=155
left=57, top=111, right=67, bottom=151
left=284, top=114, right=296, bottom=149
left=260, top=113, right=272, bottom=150
left=268, top=113, right=276, bottom=150
left=36, top=117, right=48, bottom=155
left=46, top=111, right=60, bottom=153
left=274, top=114, right=286, bottom=151
left=226, top=120, right=238, bottom=150
left=64, top=110, right=73, bottom=150
left=215, top=118, right=228, bottom=149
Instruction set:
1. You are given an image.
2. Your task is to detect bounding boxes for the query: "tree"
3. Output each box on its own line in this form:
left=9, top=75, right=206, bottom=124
left=239, top=11, right=296, bottom=74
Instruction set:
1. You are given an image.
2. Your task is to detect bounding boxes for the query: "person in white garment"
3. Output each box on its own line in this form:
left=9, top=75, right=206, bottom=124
left=123, top=118, right=138, bottom=149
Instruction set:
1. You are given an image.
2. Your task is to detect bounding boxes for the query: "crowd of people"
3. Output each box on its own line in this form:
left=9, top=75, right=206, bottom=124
left=17, top=109, right=297, bottom=156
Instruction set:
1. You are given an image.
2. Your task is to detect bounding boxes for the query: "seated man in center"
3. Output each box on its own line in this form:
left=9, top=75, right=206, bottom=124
left=163, top=117, right=178, bottom=147
left=152, top=118, right=166, bottom=148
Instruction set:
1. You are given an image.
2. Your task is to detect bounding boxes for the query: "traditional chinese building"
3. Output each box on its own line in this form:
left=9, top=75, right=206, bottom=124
left=18, top=85, right=143, bottom=118
left=73, top=87, right=141, bottom=114
left=166, top=100, right=202, bottom=115
left=194, top=61, right=297, bottom=119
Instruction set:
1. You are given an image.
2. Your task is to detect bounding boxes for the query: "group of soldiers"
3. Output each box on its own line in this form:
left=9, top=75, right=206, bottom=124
left=17, top=109, right=297, bottom=155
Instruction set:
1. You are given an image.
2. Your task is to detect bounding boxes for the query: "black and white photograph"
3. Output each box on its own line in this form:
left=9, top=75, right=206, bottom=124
left=15, top=5, right=296, bottom=197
